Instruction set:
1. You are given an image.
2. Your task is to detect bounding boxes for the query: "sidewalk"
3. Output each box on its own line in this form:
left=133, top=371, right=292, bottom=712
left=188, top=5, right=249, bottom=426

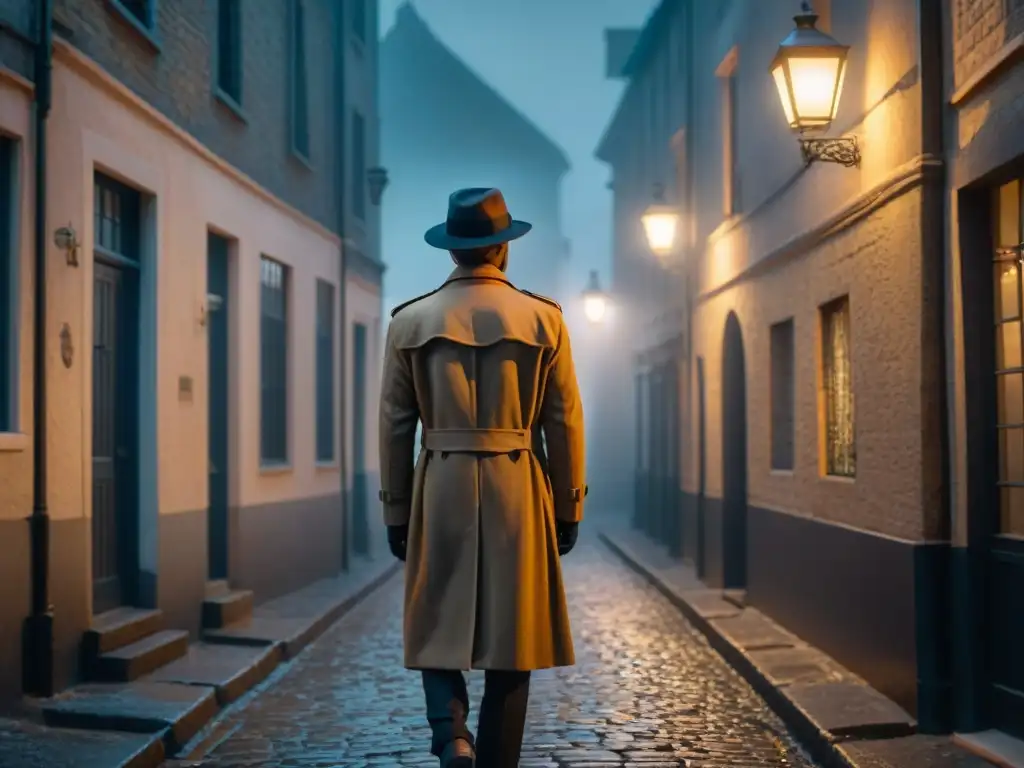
left=0, top=554, right=401, bottom=768
left=598, top=518, right=1000, bottom=768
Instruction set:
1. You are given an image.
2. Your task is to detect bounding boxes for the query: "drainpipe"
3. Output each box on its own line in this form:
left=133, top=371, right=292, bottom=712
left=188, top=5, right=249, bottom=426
left=23, top=0, right=54, bottom=698
left=916, top=0, right=951, bottom=735
left=334, top=3, right=349, bottom=573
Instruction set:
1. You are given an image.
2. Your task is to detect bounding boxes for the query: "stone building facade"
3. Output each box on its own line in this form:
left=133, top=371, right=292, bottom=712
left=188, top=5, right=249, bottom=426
left=943, top=0, right=1024, bottom=747
left=0, top=0, right=383, bottom=702
left=597, top=0, right=954, bottom=734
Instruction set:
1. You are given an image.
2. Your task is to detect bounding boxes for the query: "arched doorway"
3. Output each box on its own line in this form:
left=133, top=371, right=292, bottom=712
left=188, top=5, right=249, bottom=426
left=721, top=312, right=748, bottom=589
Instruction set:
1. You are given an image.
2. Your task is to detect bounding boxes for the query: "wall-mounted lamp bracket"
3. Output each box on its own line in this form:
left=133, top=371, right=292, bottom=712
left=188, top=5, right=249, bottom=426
left=799, top=136, right=860, bottom=168
left=53, top=224, right=80, bottom=267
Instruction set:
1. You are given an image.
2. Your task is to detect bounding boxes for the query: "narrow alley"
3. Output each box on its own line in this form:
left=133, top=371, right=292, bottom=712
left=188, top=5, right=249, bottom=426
left=170, top=538, right=818, bottom=767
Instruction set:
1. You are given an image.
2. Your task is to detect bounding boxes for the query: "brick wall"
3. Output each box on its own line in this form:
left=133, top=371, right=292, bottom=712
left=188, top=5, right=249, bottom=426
left=51, top=0, right=338, bottom=231
left=952, top=0, right=1024, bottom=89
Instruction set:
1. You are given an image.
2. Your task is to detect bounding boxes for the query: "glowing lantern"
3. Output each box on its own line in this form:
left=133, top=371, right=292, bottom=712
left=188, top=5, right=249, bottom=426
left=581, top=270, right=608, bottom=325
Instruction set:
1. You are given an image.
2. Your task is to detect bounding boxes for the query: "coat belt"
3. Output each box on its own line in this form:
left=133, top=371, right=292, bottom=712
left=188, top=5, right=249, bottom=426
left=421, top=427, right=532, bottom=454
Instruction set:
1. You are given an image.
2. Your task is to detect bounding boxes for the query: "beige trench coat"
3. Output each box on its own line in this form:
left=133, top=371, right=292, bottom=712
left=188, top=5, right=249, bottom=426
left=378, top=263, right=586, bottom=672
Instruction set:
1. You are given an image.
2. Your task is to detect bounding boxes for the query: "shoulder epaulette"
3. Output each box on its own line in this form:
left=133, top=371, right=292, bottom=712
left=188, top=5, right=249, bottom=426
left=390, top=287, right=442, bottom=318
left=518, top=288, right=562, bottom=313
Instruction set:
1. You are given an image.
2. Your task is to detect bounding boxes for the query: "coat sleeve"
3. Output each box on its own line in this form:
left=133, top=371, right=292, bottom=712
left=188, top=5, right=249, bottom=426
left=539, top=318, right=587, bottom=523
left=378, top=322, right=419, bottom=527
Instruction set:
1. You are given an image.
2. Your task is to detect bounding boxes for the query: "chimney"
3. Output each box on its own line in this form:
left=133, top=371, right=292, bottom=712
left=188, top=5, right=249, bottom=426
left=604, top=28, right=641, bottom=80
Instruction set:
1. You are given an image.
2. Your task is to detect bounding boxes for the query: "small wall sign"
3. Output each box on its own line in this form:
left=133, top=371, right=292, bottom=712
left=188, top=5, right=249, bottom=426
left=178, top=375, right=193, bottom=403
left=59, top=324, right=73, bottom=369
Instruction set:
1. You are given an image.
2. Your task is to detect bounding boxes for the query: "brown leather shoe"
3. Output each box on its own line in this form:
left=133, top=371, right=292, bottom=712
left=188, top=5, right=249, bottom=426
left=440, top=737, right=475, bottom=767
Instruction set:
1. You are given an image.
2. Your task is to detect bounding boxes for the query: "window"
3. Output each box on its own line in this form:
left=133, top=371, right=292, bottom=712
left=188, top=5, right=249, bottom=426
left=351, top=0, right=366, bottom=43
left=351, top=111, right=365, bottom=220
left=216, top=0, right=242, bottom=105
left=111, top=0, right=156, bottom=29
left=260, top=257, right=289, bottom=464
left=94, top=172, right=141, bottom=260
left=289, top=0, right=310, bottom=160
left=0, top=138, right=14, bottom=432
left=770, top=319, right=795, bottom=470
left=820, top=296, right=854, bottom=477
left=717, top=47, right=739, bottom=217
left=994, top=180, right=1024, bottom=535
left=315, top=280, right=335, bottom=462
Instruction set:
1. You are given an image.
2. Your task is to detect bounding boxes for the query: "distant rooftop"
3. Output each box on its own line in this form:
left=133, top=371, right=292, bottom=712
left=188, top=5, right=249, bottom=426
left=381, top=2, right=571, bottom=174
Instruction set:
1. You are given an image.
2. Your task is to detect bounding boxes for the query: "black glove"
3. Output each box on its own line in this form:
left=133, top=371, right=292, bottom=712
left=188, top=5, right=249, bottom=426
left=387, top=524, right=408, bottom=562
left=556, top=521, right=579, bottom=557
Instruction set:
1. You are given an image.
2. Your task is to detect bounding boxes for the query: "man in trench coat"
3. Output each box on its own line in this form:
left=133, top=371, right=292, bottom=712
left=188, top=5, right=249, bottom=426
left=378, top=187, right=587, bottom=767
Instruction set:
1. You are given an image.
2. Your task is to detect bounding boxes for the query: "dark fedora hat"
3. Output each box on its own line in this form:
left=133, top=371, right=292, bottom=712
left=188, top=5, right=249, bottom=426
left=424, top=187, right=532, bottom=250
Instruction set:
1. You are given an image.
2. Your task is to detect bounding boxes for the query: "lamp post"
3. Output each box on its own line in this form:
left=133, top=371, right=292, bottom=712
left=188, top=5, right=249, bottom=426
left=770, top=1, right=860, bottom=167
left=581, top=269, right=608, bottom=325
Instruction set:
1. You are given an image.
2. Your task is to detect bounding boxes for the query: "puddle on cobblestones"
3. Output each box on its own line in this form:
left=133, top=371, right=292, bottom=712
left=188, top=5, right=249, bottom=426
left=171, top=542, right=822, bottom=767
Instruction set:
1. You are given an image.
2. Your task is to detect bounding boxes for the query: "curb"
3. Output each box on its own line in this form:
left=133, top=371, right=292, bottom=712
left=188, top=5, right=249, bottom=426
left=170, top=561, right=403, bottom=763
left=599, top=531, right=856, bottom=768
left=278, top=561, right=403, bottom=659
left=34, top=561, right=403, bottom=768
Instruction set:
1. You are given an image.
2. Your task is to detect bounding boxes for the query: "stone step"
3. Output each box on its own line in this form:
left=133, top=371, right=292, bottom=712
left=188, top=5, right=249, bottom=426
left=201, top=590, right=254, bottom=630
left=91, top=630, right=190, bottom=683
left=83, top=607, right=164, bottom=659
left=204, top=580, right=230, bottom=600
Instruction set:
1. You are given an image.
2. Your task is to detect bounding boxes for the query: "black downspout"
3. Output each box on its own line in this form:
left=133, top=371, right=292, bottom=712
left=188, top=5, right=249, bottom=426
left=334, top=2, right=349, bottom=573
left=23, top=0, right=53, bottom=698
left=916, top=0, right=951, bottom=735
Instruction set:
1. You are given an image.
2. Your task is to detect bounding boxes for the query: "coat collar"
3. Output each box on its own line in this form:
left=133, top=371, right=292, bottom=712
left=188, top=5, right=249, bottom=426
left=444, top=263, right=511, bottom=286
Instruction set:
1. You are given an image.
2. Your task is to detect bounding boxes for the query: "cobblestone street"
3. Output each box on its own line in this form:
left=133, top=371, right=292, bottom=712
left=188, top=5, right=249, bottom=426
left=177, top=537, right=820, bottom=767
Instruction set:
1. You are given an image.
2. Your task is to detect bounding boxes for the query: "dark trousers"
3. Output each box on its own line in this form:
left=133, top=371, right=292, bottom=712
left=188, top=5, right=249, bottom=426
left=421, top=669, right=531, bottom=767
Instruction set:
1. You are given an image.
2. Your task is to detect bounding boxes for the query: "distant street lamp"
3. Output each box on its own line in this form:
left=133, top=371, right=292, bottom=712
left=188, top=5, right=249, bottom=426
left=582, top=270, right=608, bottom=325
left=641, top=183, right=680, bottom=260
left=770, top=1, right=860, bottom=167
left=367, top=166, right=390, bottom=206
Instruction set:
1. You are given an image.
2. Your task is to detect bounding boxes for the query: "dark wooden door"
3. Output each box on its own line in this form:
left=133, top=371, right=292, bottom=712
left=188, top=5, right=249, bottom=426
left=721, top=312, right=748, bottom=590
left=630, top=370, right=638, bottom=532
left=207, top=233, right=230, bottom=581
left=92, top=263, right=125, bottom=614
left=988, top=179, right=1024, bottom=737
left=668, top=358, right=682, bottom=558
left=92, top=172, right=141, bottom=615
left=351, top=322, right=369, bottom=555
left=696, top=357, right=707, bottom=579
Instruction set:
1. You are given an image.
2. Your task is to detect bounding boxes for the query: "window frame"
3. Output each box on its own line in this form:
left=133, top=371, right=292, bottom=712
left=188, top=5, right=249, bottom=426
left=819, top=295, right=855, bottom=478
left=0, top=138, right=16, bottom=434
left=716, top=46, right=740, bottom=218
left=315, top=279, right=335, bottom=464
left=288, top=0, right=311, bottom=163
left=993, top=179, right=1024, bottom=535
left=259, top=256, right=290, bottom=467
left=105, top=0, right=161, bottom=50
left=214, top=0, right=244, bottom=114
left=769, top=318, right=796, bottom=471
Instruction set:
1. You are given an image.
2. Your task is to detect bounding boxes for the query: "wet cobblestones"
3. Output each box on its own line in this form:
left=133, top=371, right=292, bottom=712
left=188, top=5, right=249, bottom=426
left=184, top=537, right=821, bottom=767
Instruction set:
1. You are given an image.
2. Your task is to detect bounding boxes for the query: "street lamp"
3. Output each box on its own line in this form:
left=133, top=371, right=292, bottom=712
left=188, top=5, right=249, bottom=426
left=641, top=183, right=680, bottom=260
left=770, top=1, right=860, bottom=168
left=367, top=166, right=390, bottom=206
left=581, top=270, right=608, bottom=325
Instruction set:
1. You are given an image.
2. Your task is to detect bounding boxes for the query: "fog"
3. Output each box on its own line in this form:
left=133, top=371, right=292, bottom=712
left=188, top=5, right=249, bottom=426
left=378, top=0, right=656, bottom=305
left=378, top=1, right=657, bottom=512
